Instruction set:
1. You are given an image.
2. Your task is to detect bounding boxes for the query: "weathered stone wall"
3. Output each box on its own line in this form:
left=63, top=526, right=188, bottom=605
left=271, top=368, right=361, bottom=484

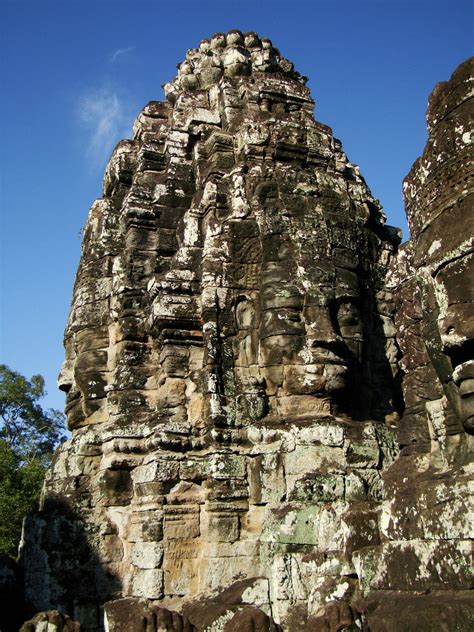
left=17, top=35, right=473, bottom=632
left=352, top=56, right=474, bottom=630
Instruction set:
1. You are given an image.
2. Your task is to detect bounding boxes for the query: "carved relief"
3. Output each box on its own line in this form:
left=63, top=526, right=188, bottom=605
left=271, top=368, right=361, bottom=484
left=19, top=35, right=472, bottom=632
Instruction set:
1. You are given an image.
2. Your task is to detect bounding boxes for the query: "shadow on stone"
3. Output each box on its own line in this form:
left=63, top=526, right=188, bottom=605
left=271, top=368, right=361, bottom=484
left=0, top=554, right=27, bottom=632
left=20, top=496, right=122, bottom=630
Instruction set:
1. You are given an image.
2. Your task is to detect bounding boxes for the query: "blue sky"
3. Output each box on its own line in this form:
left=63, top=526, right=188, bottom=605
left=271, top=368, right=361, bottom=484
left=1, top=0, right=472, bottom=413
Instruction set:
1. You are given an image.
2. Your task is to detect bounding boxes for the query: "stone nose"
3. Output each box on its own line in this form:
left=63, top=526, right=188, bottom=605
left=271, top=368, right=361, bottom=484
left=439, top=310, right=474, bottom=353
left=304, top=304, right=344, bottom=347
left=57, top=359, right=74, bottom=394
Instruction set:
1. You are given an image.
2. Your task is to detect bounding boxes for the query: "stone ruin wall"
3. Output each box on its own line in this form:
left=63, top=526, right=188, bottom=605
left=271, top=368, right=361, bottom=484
left=368, top=55, right=473, bottom=627
left=16, top=33, right=473, bottom=632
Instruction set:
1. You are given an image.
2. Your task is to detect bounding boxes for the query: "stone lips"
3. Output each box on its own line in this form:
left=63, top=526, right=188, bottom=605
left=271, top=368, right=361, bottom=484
left=15, top=32, right=473, bottom=632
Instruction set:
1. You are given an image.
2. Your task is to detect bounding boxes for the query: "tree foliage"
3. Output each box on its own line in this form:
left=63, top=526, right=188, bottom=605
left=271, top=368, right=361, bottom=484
left=0, top=364, right=66, bottom=556
left=0, top=364, right=66, bottom=465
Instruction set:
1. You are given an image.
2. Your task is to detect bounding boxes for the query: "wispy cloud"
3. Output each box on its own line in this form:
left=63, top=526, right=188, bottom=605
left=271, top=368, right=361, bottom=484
left=110, top=46, right=135, bottom=63
left=78, top=88, right=132, bottom=166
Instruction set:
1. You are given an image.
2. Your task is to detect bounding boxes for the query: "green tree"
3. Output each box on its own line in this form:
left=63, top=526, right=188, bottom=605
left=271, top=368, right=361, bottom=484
left=0, top=364, right=66, bottom=556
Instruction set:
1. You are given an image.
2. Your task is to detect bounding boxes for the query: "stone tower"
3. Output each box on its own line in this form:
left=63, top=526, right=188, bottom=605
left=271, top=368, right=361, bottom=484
left=18, top=34, right=472, bottom=632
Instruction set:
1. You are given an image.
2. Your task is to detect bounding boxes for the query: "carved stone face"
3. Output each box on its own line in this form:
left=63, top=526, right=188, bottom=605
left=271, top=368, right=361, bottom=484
left=228, top=265, right=368, bottom=421
left=58, top=328, right=109, bottom=429
left=250, top=173, right=394, bottom=419
left=433, top=250, right=474, bottom=432
left=403, top=56, right=473, bottom=434
left=57, top=342, right=83, bottom=429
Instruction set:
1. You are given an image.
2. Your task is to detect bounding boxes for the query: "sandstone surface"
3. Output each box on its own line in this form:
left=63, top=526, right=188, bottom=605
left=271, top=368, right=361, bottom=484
left=15, top=34, right=473, bottom=631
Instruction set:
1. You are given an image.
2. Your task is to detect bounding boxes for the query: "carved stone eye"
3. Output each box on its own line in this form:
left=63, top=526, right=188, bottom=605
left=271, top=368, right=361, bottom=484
left=337, top=302, right=360, bottom=326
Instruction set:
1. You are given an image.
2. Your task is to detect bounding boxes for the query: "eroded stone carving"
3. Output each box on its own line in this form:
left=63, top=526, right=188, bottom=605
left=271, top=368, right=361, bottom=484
left=350, top=56, right=474, bottom=628
left=402, top=57, right=474, bottom=435
left=20, top=611, right=82, bottom=632
left=17, top=34, right=473, bottom=632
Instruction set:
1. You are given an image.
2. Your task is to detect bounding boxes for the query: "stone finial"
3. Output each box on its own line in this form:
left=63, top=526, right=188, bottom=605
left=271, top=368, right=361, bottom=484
left=166, top=29, right=305, bottom=98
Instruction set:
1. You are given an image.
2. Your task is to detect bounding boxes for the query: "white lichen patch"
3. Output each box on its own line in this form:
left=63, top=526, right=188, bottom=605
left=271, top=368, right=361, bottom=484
left=183, top=214, right=200, bottom=246
left=280, top=511, right=297, bottom=535
left=325, top=580, right=349, bottom=602
left=241, top=578, right=270, bottom=606
left=204, top=610, right=235, bottom=631
left=428, top=239, right=442, bottom=255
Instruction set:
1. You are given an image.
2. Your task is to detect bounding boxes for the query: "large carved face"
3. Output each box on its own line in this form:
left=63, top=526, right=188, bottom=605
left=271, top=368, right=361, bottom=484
left=428, top=247, right=474, bottom=432
left=58, top=328, right=109, bottom=429
left=201, top=172, right=392, bottom=424
left=258, top=277, right=364, bottom=407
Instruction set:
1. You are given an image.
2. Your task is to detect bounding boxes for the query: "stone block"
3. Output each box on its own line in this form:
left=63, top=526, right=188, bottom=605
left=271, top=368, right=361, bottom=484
left=179, top=457, right=208, bottom=481
left=201, top=511, right=240, bottom=542
left=285, top=445, right=346, bottom=476
left=344, top=471, right=367, bottom=501
left=133, top=481, right=165, bottom=504
left=100, top=535, right=125, bottom=563
left=209, top=453, right=247, bottom=479
left=132, top=459, right=180, bottom=483
left=279, top=395, right=331, bottom=418
left=343, top=508, right=380, bottom=555
left=262, top=502, right=347, bottom=549
left=259, top=452, right=286, bottom=504
left=198, top=555, right=262, bottom=595
left=345, top=441, right=380, bottom=468
left=163, top=556, right=199, bottom=596
left=131, top=568, right=163, bottom=598
left=240, top=577, right=270, bottom=607
left=128, top=513, right=164, bottom=543
left=99, top=468, right=133, bottom=506
left=163, top=506, right=200, bottom=540
left=288, top=472, right=345, bottom=502
left=294, top=420, right=345, bottom=447
left=131, top=542, right=164, bottom=569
